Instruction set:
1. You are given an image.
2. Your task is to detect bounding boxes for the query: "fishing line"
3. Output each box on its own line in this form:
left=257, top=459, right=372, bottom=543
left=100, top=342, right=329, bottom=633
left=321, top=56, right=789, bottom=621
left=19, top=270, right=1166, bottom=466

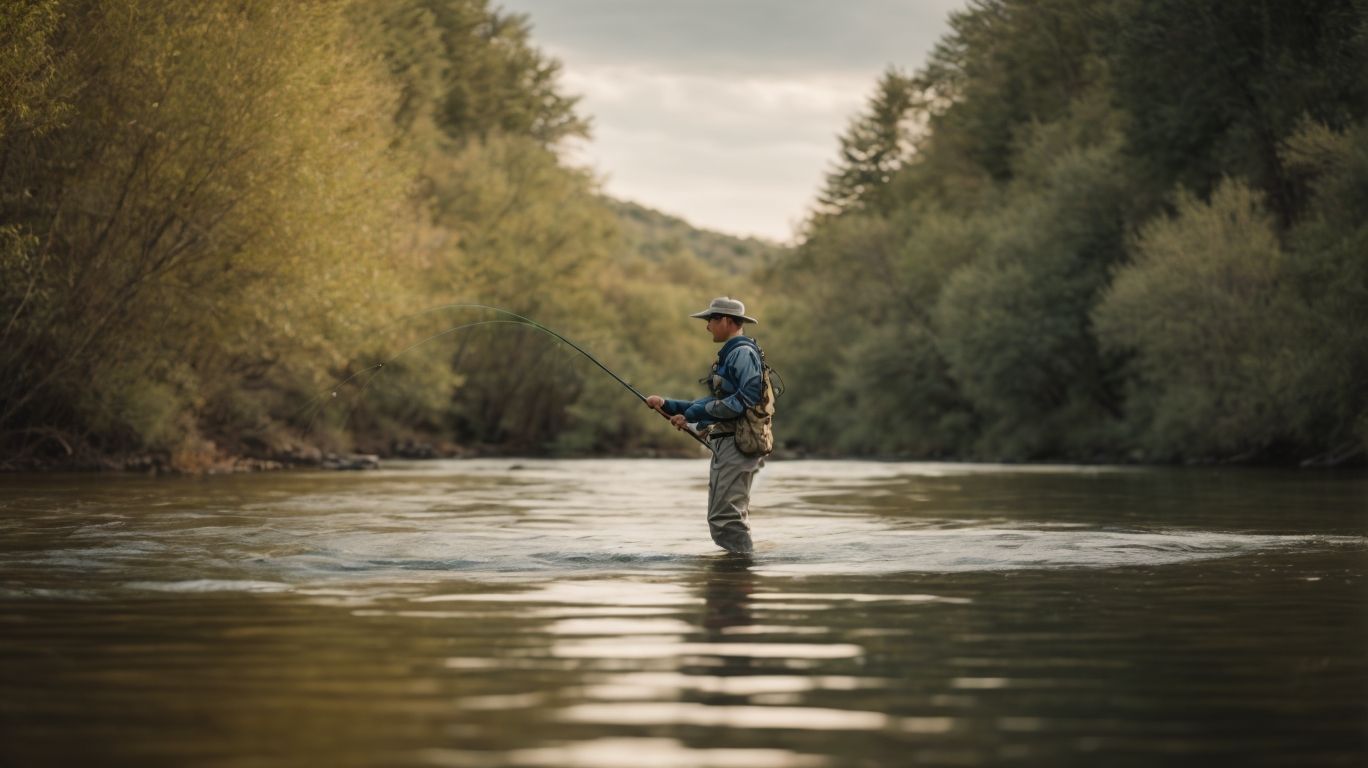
left=434, top=306, right=711, bottom=448
left=373, top=304, right=649, bottom=399
left=302, top=308, right=711, bottom=449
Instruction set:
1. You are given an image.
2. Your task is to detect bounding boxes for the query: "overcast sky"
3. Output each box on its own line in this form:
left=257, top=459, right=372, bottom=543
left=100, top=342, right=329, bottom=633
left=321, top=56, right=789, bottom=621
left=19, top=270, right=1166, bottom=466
left=496, top=0, right=967, bottom=242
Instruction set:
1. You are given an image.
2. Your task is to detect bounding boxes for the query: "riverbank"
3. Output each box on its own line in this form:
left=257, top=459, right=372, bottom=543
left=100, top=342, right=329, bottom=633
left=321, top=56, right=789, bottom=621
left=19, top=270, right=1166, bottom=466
left=5, top=438, right=1361, bottom=475
left=0, top=434, right=712, bottom=475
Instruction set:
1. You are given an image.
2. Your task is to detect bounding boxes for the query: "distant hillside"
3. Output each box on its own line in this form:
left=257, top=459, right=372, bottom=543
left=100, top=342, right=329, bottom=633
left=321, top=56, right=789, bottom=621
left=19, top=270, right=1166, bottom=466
left=606, top=198, right=787, bottom=277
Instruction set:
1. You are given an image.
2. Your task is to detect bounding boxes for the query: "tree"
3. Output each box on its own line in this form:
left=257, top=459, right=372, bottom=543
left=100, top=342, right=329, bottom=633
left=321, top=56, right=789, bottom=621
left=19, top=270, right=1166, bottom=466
left=1106, top=0, right=1368, bottom=227
left=356, top=0, right=589, bottom=151
left=0, top=0, right=411, bottom=465
left=1094, top=181, right=1306, bottom=459
left=916, top=0, right=1108, bottom=181
left=1281, top=122, right=1368, bottom=461
left=816, top=68, right=919, bottom=216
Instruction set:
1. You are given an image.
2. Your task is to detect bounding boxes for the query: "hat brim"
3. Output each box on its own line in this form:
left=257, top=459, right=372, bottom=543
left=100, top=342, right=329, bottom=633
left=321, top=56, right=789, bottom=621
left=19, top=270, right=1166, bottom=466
left=689, top=309, right=758, bottom=324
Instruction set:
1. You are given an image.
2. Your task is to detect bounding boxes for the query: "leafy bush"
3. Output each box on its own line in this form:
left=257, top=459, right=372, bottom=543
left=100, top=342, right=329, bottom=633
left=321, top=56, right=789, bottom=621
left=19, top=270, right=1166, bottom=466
left=1095, top=181, right=1306, bottom=458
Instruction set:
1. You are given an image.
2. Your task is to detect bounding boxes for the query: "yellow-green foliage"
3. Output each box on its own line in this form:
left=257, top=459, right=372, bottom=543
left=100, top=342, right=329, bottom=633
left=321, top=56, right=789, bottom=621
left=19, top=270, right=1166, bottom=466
left=1, top=0, right=757, bottom=464
left=415, top=135, right=620, bottom=448
left=0, top=0, right=69, bottom=140
left=1, top=0, right=412, bottom=462
left=403, top=134, right=734, bottom=453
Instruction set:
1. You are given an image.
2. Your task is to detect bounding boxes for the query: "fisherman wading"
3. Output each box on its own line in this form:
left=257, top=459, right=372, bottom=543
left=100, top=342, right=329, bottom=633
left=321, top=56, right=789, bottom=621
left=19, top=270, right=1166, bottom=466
left=646, top=297, right=770, bottom=555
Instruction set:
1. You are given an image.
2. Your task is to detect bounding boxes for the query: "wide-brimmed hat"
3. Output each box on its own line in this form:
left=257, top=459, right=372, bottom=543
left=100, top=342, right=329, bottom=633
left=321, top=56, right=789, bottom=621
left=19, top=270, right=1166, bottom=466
left=688, top=296, right=758, bottom=324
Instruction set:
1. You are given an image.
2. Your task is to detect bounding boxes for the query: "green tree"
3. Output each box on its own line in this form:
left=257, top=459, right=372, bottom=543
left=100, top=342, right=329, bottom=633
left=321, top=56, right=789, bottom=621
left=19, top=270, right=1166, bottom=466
left=1106, top=0, right=1368, bottom=226
left=917, top=0, right=1108, bottom=181
left=817, top=68, right=919, bottom=216
left=1281, top=121, right=1368, bottom=461
left=1094, top=181, right=1307, bottom=459
left=764, top=0, right=1368, bottom=464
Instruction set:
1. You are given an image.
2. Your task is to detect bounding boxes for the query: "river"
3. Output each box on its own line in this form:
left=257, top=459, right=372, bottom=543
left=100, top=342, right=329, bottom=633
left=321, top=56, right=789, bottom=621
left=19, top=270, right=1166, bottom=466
left=1, top=459, right=1365, bottom=766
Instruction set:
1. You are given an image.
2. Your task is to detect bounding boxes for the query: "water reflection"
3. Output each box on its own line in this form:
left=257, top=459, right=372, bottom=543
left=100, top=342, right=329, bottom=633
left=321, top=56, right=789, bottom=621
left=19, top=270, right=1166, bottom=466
left=701, top=553, right=756, bottom=635
left=0, top=461, right=1364, bottom=767
left=700, top=552, right=757, bottom=696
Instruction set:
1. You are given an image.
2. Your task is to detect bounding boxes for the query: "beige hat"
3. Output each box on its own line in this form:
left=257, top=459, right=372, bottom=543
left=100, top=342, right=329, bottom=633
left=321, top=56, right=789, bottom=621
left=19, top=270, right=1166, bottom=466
left=689, top=296, right=758, bottom=324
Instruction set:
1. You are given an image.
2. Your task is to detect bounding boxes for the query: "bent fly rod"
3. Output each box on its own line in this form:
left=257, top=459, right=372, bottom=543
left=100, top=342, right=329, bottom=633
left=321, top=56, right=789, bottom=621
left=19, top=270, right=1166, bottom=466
left=317, top=304, right=712, bottom=450
left=464, top=305, right=712, bottom=450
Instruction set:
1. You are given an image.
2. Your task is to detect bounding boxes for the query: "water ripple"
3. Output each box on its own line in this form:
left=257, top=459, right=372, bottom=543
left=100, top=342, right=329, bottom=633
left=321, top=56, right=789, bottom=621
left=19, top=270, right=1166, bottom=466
left=0, top=460, right=1362, bottom=598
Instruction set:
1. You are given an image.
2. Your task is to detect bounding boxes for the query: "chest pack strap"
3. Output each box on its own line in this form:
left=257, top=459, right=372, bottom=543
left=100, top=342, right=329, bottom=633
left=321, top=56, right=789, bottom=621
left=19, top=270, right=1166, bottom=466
left=709, top=337, right=762, bottom=402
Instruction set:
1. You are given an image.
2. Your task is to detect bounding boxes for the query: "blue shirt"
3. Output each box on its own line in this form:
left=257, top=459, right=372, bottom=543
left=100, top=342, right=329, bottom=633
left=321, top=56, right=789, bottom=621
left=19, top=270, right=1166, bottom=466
left=662, top=336, right=764, bottom=427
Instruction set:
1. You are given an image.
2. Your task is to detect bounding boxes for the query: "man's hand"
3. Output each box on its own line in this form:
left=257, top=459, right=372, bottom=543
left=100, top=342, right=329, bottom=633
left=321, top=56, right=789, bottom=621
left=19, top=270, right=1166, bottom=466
left=645, top=395, right=688, bottom=431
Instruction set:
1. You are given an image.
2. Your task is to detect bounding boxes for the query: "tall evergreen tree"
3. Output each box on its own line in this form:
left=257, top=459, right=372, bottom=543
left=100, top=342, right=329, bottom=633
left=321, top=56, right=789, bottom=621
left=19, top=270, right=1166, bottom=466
left=816, top=68, right=918, bottom=216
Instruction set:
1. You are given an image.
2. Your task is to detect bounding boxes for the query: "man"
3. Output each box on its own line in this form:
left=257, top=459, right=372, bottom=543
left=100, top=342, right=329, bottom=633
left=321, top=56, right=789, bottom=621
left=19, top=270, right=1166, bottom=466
left=646, top=297, right=764, bottom=555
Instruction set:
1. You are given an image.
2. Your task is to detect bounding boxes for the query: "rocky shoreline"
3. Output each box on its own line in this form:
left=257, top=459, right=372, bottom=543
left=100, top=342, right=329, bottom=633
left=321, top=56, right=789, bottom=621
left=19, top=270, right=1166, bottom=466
left=0, top=435, right=708, bottom=474
left=0, top=436, right=439, bottom=475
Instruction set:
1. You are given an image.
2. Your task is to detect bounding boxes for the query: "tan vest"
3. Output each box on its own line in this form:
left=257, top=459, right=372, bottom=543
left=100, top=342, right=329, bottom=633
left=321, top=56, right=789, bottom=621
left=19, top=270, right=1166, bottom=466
left=706, top=340, right=775, bottom=456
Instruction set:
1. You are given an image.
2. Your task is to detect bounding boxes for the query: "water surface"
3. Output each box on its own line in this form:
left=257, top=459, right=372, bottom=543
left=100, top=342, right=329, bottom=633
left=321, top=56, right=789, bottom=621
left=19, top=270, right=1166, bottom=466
left=2, top=460, right=1365, bottom=766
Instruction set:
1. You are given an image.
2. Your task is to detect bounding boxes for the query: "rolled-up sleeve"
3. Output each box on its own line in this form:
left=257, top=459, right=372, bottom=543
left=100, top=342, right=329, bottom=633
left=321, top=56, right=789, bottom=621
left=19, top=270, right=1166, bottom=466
left=664, top=396, right=724, bottom=427
left=659, top=343, right=762, bottom=427
left=661, top=397, right=698, bottom=417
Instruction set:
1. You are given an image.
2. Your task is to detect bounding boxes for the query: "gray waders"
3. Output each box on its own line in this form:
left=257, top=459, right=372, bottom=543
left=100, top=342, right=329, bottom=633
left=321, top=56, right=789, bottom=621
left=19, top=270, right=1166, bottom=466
left=707, top=435, right=761, bottom=554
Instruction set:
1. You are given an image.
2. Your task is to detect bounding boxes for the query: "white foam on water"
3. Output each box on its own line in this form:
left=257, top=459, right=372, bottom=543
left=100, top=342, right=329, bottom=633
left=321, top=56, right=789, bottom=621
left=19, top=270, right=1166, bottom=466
left=421, top=737, right=829, bottom=768
left=122, top=579, right=293, bottom=593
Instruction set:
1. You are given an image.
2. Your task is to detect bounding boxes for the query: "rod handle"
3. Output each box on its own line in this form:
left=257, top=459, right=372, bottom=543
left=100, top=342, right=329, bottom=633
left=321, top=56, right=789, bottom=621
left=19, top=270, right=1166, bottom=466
left=651, top=404, right=711, bottom=449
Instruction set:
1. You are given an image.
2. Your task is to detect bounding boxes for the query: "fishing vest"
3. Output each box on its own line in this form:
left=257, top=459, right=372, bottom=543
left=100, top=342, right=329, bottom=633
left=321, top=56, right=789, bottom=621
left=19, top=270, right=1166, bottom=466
left=707, top=337, right=777, bottom=457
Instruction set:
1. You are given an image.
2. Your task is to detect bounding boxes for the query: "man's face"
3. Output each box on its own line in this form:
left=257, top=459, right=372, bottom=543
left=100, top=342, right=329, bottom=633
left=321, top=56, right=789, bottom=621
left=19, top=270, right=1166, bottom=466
left=705, top=315, right=737, bottom=342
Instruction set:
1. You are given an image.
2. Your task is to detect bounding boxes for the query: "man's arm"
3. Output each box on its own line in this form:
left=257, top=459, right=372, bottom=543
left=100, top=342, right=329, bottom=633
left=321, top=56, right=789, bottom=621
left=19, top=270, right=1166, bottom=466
left=647, top=346, right=761, bottom=426
left=691, top=346, right=762, bottom=422
left=669, top=396, right=720, bottom=426
left=646, top=394, right=719, bottom=428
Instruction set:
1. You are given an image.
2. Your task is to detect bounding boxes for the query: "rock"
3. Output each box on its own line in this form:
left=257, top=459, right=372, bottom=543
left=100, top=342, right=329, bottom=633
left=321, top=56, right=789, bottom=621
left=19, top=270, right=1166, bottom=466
left=1300, top=444, right=1366, bottom=468
left=232, top=457, right=283, bottom=472
left=273, top=442, right=324, bottom=466
left=321, top=452, right=380, bottom=471
left=391, top=439, right=437, bottom=459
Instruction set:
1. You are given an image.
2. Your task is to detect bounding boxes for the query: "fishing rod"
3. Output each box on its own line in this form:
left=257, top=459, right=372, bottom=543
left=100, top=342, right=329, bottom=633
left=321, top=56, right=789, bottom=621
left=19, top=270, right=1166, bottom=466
left=453, top=305, right=712, bottom=450
left=308, top=306, right=712, bottom=451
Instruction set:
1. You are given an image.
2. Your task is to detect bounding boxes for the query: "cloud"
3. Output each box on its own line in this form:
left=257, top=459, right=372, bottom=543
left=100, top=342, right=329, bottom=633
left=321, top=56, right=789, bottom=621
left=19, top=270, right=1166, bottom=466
left=502, top=0, right=963, bottom=76
left=497, top=0, right=967, bottom=240
left=561, top=64, right=865, bottom=152
left=559, top=64, right=867, bottom=240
